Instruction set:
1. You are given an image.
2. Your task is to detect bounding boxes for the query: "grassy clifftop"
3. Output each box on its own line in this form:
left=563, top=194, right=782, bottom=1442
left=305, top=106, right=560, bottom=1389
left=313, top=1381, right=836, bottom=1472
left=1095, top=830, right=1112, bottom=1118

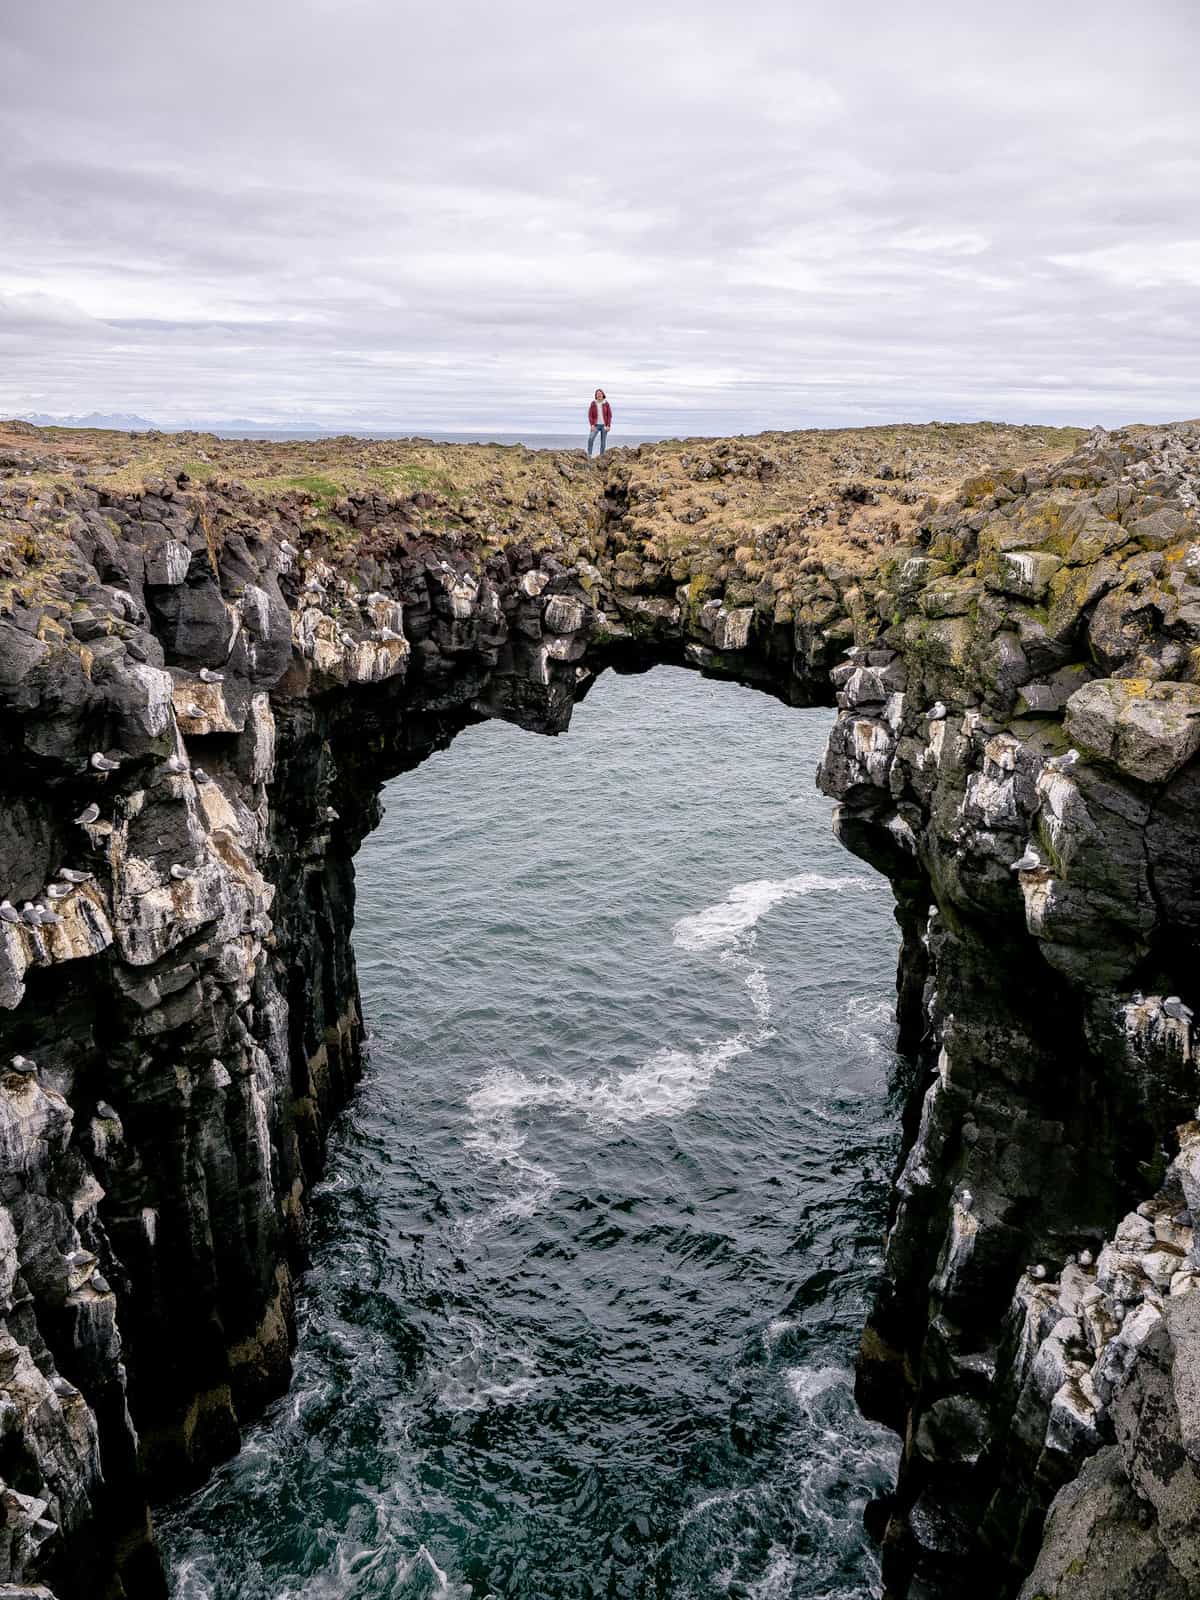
left=0, top=419, right=1084, bottom=574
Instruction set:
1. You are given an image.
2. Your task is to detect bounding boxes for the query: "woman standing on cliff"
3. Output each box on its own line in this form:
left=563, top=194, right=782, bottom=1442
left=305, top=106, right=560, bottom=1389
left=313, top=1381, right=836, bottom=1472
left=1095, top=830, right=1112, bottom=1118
left=587, top=389, right=612, bottom=458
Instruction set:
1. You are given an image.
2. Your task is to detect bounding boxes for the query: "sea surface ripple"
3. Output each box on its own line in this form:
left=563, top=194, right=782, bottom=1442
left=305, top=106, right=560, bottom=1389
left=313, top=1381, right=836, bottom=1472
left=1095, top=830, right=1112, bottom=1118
left=160, top=665, right=904, bottom=1599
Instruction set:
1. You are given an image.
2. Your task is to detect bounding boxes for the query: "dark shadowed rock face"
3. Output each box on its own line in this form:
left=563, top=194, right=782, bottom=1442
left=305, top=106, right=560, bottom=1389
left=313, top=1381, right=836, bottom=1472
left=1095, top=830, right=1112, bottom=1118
left=0, top=421, right=1198, bottom=1598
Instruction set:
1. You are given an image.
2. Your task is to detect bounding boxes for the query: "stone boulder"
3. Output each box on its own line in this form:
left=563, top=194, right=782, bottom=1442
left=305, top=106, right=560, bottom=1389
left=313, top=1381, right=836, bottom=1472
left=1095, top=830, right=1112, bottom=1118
left=1064, top=679, right=1200, bottom=783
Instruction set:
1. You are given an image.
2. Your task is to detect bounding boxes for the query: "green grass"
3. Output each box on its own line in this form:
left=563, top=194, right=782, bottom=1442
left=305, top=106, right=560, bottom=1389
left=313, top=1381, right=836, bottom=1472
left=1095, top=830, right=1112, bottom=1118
left=370, top=463, right=460, bottom=497
left=258, top=474, right=342, bottom=509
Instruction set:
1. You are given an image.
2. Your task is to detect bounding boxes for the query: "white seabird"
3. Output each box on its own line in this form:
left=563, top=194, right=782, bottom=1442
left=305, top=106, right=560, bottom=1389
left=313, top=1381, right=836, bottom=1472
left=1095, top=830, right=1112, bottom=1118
left=10, top=1055, right=37, bottom=1074
left=1164, top=996, right=1194, bottom=1022
left=165, top=755, right=189, bottom=774
left=928, top=701, right=948, bottom=721
left=46, top=884, right=74, bottom=900
left=90, top=752, right=121, bottom=772
left=76, top=804, right=101, bottom=825
left=198, top=668, right=225, bottom=683
left=193, top=768, right=211, bottom=784
left=57, top=868, right=94, bottom=884
left=35, top=903, right=64, bottom=926
left=1046, top=748, right=1081, bottom=772
left=184, top=702, right=206, bottom=719
left=1010, top=847, right=1042, bottom=872
left=169, top=864, right=192, bottom=882
left=19, top=902, right=40, bottom=925
left=0, top=900, right=20, bottom=924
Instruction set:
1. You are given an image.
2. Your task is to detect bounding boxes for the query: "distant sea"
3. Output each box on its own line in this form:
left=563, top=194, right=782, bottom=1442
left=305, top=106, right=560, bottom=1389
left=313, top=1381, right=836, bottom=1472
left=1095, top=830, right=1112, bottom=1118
left=17, top=416, right=671, bottom=450
left=199, top=430, right=666, bottom=450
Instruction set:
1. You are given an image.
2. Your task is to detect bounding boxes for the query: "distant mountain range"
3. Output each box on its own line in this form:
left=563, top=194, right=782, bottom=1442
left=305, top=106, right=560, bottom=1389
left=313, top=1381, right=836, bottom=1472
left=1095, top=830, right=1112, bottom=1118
left=20, top=411, right=163, bottom=431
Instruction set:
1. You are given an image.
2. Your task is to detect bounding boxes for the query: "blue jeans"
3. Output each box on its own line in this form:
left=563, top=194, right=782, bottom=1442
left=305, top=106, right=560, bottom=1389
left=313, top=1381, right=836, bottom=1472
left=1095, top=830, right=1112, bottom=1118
left=587, top=424, right=608, bottom=457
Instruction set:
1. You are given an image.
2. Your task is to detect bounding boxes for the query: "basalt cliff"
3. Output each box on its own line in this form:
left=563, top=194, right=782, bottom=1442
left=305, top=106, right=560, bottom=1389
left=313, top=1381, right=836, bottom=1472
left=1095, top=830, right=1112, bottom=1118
left=0, top=417, right=1197, bottom=1599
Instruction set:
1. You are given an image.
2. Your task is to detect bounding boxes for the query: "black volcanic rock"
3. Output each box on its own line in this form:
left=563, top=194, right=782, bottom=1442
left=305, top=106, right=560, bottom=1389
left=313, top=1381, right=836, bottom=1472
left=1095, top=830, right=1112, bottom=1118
left=0, top=420, right=1198, bottom=1598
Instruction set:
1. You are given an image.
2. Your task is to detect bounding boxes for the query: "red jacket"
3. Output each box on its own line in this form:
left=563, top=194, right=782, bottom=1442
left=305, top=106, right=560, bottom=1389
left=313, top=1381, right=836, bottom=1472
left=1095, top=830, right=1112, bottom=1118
left=588, top=400, right=612, bottom=428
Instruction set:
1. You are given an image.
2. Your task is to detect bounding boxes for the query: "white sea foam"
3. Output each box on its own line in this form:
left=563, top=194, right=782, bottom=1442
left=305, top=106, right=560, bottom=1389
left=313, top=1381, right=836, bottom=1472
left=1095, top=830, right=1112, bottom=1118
left=825, top=991, right=897, bottom=1061
left=463, top=874, right=868, bottom=1229
left=271, top=1477, right=468, bottom=1599
left=762, top=1315, right=800, bottom=1352
left=671, top=873, right=869, bottom=955
left=785, top=1363, right=850, bottom=1409
left=745, top=1547, right=802, bottom=1599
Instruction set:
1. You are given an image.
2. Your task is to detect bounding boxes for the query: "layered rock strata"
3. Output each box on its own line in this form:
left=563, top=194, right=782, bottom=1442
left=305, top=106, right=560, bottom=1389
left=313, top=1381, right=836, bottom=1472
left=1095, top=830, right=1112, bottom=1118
left=0, top=419, right=1196, bottom=1598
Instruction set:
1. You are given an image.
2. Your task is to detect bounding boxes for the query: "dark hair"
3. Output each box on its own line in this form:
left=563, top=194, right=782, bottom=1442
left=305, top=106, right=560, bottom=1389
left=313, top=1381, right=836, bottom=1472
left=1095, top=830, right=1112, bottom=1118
left=595, top=388, right=605, bottom=399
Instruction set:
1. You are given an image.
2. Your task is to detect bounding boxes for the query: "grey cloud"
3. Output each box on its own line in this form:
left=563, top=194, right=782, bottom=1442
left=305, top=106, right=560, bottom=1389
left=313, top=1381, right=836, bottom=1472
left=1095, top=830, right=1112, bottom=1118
left=1, top=0, right=1197, bottom=431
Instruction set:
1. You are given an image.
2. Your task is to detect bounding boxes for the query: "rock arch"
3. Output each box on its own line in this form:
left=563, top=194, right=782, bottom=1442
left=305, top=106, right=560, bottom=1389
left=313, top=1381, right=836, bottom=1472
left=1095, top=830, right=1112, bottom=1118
left=0, top=420, right=1198, bottom=1598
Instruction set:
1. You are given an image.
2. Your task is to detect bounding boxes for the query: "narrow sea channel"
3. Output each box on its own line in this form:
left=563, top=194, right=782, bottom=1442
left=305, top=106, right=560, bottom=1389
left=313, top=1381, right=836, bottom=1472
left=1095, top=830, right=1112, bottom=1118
left=160, top=665, right=903, bottom=1599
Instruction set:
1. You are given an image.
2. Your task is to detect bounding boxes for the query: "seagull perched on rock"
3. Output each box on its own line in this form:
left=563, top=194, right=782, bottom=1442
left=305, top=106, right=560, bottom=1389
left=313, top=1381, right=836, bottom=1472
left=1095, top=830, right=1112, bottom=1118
left=198, top=668, right=224, bottom=683
left=959, top=1189, right=973, bottom=1212
left=927, top=701, right=948, bottom=721
left=90, top=752, right=121, bottom=772
left=193, top=767, right=211, bottom=785
left=1046, top=748, right=1081, bottom=773
left=164, top=754, right=189, bottom=774
left=46, top=883, right=74, bottom=900
left=169, top=864, right=192, bottom=882
left=1164, top=996, right=1194, bottom=1022
left=322, top=806, right=340, bottom=822
left=1030, top=1263, right=1047, bottom=1281
left=20, top=902, right=41, bottom=926
left=35, top=903, right=63, bottom=926
left=92, top=1273, right=112, bottom=1294
left=1079, top=1249, right=1094, bottom=1267
left=10, top=1055, right=37, bottom=1075
left=57, top=868, right=94, bottom=884
left=0, top=900, right=20, bottom=924
left=184, top=702, right=206, bottom=719
left=96, top=1100, right=119, bottom=1121
left=1010, top=847, right=1042, bottom=872
left=75, top=803, right=101, bottom=826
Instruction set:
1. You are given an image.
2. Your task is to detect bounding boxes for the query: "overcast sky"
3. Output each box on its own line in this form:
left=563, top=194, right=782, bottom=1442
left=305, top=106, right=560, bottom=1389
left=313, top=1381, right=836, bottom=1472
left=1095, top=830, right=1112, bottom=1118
left=2, top=0, right=1197, bottom=434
